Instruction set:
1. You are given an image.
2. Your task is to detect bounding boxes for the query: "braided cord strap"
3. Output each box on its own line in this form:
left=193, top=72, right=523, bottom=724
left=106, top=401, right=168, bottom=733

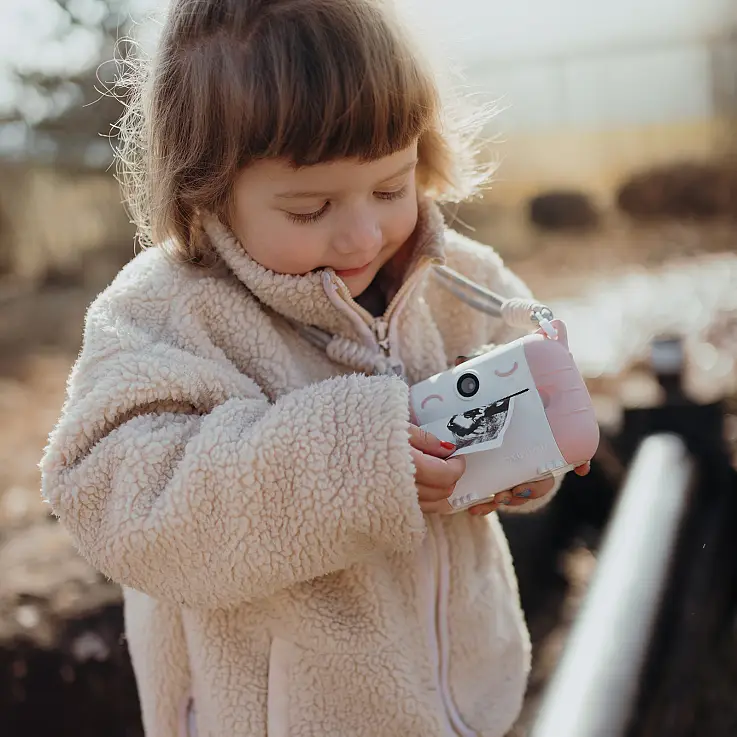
left=290, top=264, right=559, bottom=375
left=431, top=264, right=556, bottom=335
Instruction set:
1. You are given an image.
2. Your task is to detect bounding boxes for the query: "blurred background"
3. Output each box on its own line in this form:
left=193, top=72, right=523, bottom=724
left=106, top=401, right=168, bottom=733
left=1, top=1, right=737, bottom=736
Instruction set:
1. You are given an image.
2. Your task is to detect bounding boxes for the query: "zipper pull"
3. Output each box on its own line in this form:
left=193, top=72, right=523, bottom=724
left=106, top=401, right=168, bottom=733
left=373, top=319, right=391, bottom=353
left=372, top=319, right=406, bottom=378
left=376, top=358, right=407, bottom=379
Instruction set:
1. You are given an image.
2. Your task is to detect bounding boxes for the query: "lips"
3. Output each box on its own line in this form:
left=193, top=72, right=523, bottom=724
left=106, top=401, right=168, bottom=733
left=334, top=263, right=372, bottom=278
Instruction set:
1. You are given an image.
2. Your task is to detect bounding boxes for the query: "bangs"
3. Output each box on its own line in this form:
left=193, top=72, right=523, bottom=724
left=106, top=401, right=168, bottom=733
left=226, top=3, right=439, bottom=166
left=122, top=0, right=482, bottom=260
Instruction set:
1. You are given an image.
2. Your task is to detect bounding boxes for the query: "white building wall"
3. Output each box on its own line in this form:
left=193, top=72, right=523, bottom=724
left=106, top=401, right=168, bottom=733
left=405, top=0, right=735, bottom=64
left=400, top=0, right=737, bottom=197
left=480, top=40, right=724, bottom=133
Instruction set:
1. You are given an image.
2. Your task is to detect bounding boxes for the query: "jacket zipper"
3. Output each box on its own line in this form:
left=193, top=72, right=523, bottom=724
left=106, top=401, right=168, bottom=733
left=325, top=257, right=438, bottom=376
left=369, top=317, right=404, bottom=375
left=430, top=517, right=476, bottom=737
left=326, top=263, right=472, bottom=735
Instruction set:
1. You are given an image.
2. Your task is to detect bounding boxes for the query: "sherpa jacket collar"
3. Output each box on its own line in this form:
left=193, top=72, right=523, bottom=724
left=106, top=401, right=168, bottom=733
left=201, top=197, right=447, bottom=343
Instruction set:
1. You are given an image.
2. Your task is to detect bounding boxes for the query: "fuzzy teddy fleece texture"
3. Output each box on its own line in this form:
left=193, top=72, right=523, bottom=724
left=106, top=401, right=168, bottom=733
left=41, top=198, right=561, bottom=737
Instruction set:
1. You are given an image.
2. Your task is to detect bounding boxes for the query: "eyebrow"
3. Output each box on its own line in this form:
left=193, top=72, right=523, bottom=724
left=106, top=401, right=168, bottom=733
left=275, top=159, right=418, bottom=199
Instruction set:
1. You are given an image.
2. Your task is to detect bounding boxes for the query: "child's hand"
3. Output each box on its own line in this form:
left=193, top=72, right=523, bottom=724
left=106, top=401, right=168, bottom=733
left=408, top=425, right=466, bottom=513
left=452, top=355, right=592, bottom=515
left=467, top=462, right=591, bottom=516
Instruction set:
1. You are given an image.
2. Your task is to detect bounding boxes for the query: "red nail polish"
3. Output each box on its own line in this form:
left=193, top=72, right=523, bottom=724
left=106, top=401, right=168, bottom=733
left=440, top=441, right=456, bottom=450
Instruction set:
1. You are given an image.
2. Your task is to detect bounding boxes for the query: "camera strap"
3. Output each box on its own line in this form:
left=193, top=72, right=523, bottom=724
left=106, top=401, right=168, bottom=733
left=288, top=264, right=558, bottom=377
left=431, top=265, right=557, bottom=338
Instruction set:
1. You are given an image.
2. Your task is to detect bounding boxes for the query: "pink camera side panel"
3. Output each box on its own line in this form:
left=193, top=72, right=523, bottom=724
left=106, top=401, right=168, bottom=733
left=523, top=331, right=600, bottom=464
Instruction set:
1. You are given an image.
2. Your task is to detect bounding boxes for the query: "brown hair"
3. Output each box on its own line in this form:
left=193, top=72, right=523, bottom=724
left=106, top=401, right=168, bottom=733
left=116, top=0, right=488, bottom=262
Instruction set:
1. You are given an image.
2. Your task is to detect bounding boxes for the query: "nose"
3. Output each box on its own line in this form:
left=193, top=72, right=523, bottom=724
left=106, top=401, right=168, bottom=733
left=331, top=208, right=382, bottom=257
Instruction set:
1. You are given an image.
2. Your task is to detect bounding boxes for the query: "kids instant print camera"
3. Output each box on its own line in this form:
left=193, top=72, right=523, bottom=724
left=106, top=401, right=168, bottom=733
left=409, top=320, right=600, bottom=512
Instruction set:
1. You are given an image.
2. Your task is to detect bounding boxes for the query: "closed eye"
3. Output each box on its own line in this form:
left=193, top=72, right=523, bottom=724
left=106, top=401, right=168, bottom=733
left=420, top=394, right=444, bottom=410
left=494, top=362, right=518, bottom=378
left=285, top=202, right=330, bottom=224
left=374, top=186, right=407, bottom=202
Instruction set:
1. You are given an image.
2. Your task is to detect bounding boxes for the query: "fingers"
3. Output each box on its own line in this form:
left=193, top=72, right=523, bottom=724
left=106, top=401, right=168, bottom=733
left=468, top=500, right=499, bottom=516
left=419, top=498, right=454, bottom=514
left=463, top=463, right=595, bottom=518
left=412, top=443, right=466, bottom=513
left=412, top=450, right=466, bottom=500
left=415, top=481, right=455, bottom=504
left=510, top=476, right=555, bottom=500
left=408, top=424, right=456, bottom=459
left=574, top=461, right=591, bottom=476
left=468, top=476, right=556, bottom=516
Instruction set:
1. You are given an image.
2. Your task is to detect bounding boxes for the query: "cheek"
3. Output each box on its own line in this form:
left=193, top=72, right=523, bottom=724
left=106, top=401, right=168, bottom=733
left=384, top=195, right=419, bottom=245
left=234, top=211, right=326, bottom=275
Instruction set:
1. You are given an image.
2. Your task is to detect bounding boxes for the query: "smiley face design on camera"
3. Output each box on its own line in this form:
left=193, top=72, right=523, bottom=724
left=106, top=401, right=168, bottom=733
left=411, top=343, right=530, bottom=421
left=409, top=322, right=601, bottom=511
left=410, top=344, right=533, bottom=454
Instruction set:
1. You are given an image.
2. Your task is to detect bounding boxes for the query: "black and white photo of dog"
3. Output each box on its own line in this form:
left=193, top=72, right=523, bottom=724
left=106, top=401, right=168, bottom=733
left=446, top=393, right=520, bottom=450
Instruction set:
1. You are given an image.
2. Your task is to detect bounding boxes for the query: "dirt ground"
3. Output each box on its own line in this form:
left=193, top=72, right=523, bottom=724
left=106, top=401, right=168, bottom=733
left=1, top=215, right=736, bottom=736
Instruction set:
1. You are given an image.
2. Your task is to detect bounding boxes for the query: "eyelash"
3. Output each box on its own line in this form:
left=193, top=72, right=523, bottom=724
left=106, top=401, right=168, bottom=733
left=285, top=187, right=408, bottom=224
left=375, top=187, right=407, bottom=202
left=286, top=204, right=329, bottom=224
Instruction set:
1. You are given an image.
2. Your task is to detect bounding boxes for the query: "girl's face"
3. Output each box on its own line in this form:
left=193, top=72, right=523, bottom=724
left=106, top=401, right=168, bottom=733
left=230, top=143, right=420, bottom=297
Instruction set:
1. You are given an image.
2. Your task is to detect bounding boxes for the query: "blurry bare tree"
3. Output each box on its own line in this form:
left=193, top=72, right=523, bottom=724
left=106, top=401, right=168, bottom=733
left=0, top=0, right=138, bottom=170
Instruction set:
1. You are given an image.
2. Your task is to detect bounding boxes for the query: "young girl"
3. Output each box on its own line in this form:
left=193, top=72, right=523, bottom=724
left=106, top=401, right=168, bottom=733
left=41, top=1, right=589, bottom=735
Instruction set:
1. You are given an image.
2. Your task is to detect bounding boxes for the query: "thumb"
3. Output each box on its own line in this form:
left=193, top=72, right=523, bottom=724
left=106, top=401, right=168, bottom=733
left=408, top=424, right=456, bottom=458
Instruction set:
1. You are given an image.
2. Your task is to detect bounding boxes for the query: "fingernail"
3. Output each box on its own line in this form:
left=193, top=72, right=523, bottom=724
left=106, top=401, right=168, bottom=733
left=440, top=441, right=456, bottom=450
left=515, top=489, right=532, bottom=499
left=500, top=497, right=511, bottom=505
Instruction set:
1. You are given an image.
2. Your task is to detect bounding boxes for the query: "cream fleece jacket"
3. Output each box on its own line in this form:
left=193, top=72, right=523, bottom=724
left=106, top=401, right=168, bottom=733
left=41, top=199, right=557, bottom=737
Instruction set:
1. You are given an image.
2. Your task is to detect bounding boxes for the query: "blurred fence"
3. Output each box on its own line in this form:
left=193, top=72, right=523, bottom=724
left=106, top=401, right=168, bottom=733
left=0, top=162, right=133, bottom=287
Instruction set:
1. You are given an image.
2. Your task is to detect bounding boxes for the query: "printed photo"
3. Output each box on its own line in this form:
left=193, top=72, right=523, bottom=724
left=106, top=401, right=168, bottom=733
left=421, top=390, right=526, bottom=457
left=448, top=395, right=514, bottom=449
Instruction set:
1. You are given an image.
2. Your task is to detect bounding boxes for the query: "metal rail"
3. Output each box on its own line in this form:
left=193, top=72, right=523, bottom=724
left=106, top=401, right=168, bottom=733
left=526, top=334, right=737, bottom=737
left=529, top=434, right=696, bottom=737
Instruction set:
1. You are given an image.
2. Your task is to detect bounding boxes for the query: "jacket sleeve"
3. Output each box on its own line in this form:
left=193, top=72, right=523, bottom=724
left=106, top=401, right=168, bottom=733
left=440, top=231, right=568, bottom=513
left=41, top=305, right=424, bottom=609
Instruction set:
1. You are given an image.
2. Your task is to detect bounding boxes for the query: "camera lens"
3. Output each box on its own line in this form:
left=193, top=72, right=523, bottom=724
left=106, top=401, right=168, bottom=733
left=457, top=373, right=479, bottom=398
